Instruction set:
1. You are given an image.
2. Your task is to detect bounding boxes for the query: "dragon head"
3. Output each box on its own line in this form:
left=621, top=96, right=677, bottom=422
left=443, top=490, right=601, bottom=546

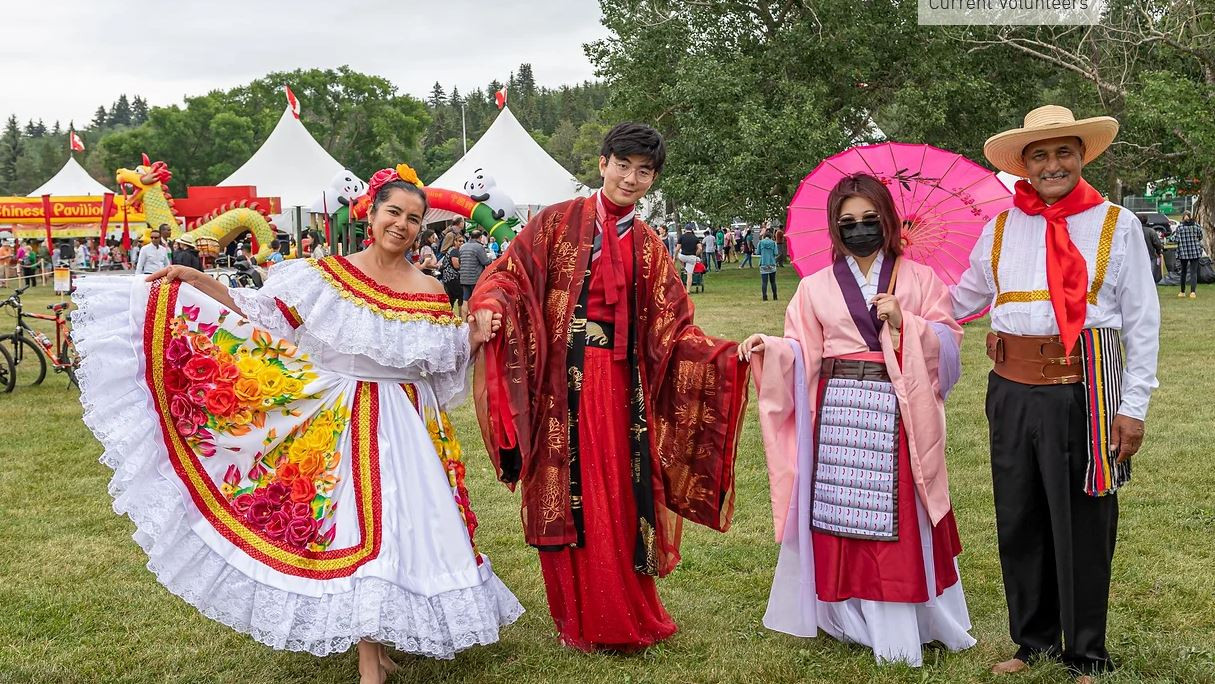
left=115, top=153, right=173, bottom=208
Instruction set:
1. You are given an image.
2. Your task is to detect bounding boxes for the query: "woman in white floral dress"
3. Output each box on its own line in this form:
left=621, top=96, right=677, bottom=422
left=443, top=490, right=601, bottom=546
left=72, top=169, right=522, bottom=683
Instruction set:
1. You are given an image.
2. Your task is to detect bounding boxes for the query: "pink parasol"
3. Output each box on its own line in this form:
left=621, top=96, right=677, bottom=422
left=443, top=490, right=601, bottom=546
left=786, top=142, right=1013, bottom=289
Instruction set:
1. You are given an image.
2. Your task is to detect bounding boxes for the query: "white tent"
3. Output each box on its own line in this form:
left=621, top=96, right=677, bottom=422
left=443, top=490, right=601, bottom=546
left=27, top=156, right=112, bottom=196
left=429, top=106, right=588, bottom=217
left=221, top=106, right=350, bottom=211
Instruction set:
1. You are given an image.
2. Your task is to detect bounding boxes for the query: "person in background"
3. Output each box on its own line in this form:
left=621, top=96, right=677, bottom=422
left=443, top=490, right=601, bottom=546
left=418, top=231, right=441, bottom=278
left=441, top=216, right=466, bottom=255
left=458, top=229, right=493, bottom=316
left=702, top=228, right=719, bottom=271
left=717, top=227, right=728, bottom=267
left=775, top=225, right=788, bottom=267
left=1174, top=213, right=1204, bottom=298
left=1140, top=220, right=1164, bottom=283
left=677, top=223, right=702, bottom=290
left=265, top=240, right=285, bottom=266
left=0, top=240, right=13, bottom=283
left=135, top=228, right=170, bottom=274
left=97, top=240, right=111, bottom=270
left=311, top=238, right=330, bottom=259
left=441, top=233, right=465, bottom=311
left=757, top=230, right=779, bottom=300
left=738, top=228, right=755, bottom=269
left=488, top=236, right=501, bottom=258
left=171, top=234, right=203, bottom=272
left=20, top=241, right=39, bottom=287
left=667, top=224, right=679, bottom=258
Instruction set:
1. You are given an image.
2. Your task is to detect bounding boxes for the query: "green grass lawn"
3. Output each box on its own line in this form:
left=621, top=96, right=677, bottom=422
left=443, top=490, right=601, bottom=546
left=1, top=267, right=1212, bottom=684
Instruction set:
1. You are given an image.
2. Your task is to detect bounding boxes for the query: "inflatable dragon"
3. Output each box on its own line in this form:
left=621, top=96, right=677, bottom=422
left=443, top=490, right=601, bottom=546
left=116, top=155, right=279, bottom=263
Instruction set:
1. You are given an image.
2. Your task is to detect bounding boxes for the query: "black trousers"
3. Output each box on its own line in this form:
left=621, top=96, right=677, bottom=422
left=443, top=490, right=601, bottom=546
left=1179, top=258, right=1199, bottom=293
left=761, top=271, right=777, bottom=300
left=986, top=373, right=1118, bottom=675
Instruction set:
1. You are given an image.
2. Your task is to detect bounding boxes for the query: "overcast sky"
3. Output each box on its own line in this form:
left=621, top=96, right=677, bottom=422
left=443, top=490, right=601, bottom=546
left=1, top=0, right=609, bottom=126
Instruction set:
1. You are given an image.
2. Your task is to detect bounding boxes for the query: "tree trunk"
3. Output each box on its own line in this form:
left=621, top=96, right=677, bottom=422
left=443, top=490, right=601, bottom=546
left=1200, top=173, right=1215, bottom=257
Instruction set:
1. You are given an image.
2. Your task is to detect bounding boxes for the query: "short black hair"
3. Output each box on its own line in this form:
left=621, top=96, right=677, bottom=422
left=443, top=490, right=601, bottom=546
left=601, top=122, right=666, bottom=175
left=469, top=229, right=484, bottom=239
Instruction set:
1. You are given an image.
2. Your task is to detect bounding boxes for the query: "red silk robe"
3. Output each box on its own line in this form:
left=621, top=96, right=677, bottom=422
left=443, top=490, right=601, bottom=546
left=470, top=195, right=748, bottom=577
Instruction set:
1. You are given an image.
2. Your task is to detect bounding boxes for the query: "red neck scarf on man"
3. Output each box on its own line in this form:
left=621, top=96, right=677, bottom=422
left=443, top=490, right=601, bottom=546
left=595, top=191, right=635, bottom=360
left=1012, top=178, right=1104, bottom=354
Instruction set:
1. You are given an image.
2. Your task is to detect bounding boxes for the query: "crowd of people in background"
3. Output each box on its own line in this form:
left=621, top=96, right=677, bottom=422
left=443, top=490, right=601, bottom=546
left=660, top=220, right=790, bottom=298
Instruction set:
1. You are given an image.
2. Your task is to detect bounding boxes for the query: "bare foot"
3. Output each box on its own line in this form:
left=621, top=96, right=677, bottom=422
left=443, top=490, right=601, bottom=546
left=358, top=664, right=385, bottom=684
left=378, top=650, right=400, bottom=676
left=357, top=641, right=387, bottom=684
left=991, top=657, right=1029, bottom=674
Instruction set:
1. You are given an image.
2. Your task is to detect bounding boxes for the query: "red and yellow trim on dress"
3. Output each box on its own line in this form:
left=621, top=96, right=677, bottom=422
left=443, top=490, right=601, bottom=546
left=274, top=298, right=304, bottom=329
left=145, top=280, right=382, bottom=578
left=312, top=256, right=460, bottom=325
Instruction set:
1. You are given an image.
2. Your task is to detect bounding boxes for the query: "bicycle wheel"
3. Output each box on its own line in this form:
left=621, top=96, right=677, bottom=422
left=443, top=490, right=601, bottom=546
left=0, top=333, right=47, bottom=386
left=59, top=338, right=80, bottom=389
left=0, top=343, right=14, bottom=393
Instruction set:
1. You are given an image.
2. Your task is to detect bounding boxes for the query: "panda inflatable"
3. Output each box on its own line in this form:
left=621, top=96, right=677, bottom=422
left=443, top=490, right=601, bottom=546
left=463, top=168, right=518, bottom=221
left=311, top=170, right=368, bottom=212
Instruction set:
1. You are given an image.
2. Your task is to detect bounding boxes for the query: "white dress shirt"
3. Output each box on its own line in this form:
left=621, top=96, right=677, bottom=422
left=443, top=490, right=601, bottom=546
left=136, top=243, right=171, bottom=274
left=952, top=201, right=1160, bottom=420
left=846, top=251, right=885, bottom=303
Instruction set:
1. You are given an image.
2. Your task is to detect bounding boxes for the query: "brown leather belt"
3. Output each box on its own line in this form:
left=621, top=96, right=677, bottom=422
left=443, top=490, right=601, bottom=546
left=822, top=358, right=890, bottom=382
left=986, top=332, right=1082, bottom=385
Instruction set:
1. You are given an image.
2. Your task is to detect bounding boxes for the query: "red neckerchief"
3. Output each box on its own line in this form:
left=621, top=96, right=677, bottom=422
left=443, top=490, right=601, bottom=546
left=595, top=191, right=634, bottom=360
left=1012, top=178, right=1104, bottom=354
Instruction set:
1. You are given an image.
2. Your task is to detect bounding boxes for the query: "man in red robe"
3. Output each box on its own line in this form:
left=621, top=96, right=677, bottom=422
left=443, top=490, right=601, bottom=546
left=469, top=123, right=749, bottom=650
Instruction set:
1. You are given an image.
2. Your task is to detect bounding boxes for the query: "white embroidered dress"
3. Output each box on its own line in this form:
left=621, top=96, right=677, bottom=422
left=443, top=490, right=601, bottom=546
left=71, top=255, right=522, bottom=658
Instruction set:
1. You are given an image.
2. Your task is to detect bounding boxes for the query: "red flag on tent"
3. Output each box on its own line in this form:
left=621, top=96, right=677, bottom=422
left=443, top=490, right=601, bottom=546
left=284, top=85, right=300, bottom=119
left=69, top=130, right=85, bottom=152
left=494, top=87, right=507, bottom=110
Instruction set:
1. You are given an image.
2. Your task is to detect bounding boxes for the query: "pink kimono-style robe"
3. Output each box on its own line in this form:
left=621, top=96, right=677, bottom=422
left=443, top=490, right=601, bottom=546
left=753, top=257, right=962, bottom=539
left=751, top=256, right=974, bottom=665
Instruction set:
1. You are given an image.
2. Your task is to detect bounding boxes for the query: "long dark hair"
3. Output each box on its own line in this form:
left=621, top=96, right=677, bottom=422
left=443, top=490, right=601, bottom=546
left=826, top=173, right=904, bottom=259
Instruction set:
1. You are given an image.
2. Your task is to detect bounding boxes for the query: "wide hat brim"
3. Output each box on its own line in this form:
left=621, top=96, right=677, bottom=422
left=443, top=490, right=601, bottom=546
left=983, top=116, right=1119, bottom=177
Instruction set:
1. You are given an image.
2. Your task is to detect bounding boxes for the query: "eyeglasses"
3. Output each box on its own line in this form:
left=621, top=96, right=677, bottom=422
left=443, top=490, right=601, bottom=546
left=612, top=160, right=655, bottom=183
left=837, top=215, right=882, bottom=231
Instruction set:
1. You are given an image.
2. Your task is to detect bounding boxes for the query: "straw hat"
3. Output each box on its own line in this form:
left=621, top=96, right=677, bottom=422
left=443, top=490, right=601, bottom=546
left=176, top=233, right=197, bottom=247
left=983, top=105, right=1119, bottom=177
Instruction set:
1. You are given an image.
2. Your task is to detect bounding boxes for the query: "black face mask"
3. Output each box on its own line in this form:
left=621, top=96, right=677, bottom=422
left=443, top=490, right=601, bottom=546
left=839, top=218, right=884, bottom=257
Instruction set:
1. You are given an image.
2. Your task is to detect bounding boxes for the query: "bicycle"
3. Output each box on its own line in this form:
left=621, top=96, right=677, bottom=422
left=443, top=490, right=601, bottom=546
left=0, top=342, right=14, bottom=393
left=0, top=285, right=80, bottom=388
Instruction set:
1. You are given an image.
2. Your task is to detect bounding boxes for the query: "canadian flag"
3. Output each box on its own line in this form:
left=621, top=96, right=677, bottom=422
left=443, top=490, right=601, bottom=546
left=69, top=130, right=85, bottom=152
left=494, top=87, right=507, bottom=110
left=284, top=85, right=300, bottom=119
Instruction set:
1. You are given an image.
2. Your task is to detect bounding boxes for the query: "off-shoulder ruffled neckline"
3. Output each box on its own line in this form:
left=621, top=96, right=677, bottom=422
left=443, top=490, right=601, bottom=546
left=322, top=255, right=450, bottom=301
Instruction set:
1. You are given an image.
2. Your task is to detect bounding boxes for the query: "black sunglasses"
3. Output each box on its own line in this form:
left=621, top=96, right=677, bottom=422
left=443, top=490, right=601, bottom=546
left=837, top=215, right=882, bottom=231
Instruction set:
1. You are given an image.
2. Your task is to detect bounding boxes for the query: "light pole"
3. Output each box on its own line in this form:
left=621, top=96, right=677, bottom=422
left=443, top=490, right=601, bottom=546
left=461, top=102, right=468, bottom=155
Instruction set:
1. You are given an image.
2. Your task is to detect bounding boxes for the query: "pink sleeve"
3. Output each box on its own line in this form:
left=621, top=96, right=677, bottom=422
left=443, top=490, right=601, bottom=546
left=752, top=283, right=824, bottom=541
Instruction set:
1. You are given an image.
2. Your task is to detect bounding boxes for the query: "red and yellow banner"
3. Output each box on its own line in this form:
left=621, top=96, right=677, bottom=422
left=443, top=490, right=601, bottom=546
left=1, top=222, right=149, bottom=239
left=0, top=195, right=144, bottom=224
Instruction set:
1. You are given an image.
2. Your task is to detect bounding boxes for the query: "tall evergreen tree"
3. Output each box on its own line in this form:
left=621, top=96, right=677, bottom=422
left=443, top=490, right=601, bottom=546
left=132, top=96, right=149, bottom=124
left=51, top=120, right=62, bottom=136
left=0, top=115, right=23, bottom=190
left=449, top=86, right=462, bottom=108
left=517, top=63, right=537, bottom=96
left=108, top=94, right=133, bottom=127
left=91, top=106, right=108, bottom=129
left=428, top=82, right=446, bottom=108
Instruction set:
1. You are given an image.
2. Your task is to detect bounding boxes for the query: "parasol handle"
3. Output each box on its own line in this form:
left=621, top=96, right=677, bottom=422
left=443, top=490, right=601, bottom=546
left=885, top=256, right=900, bottom=295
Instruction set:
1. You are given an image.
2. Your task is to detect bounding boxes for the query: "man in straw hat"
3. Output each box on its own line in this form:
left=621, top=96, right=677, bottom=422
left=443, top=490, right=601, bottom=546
left=952, top=105, right=1160, bottom=680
